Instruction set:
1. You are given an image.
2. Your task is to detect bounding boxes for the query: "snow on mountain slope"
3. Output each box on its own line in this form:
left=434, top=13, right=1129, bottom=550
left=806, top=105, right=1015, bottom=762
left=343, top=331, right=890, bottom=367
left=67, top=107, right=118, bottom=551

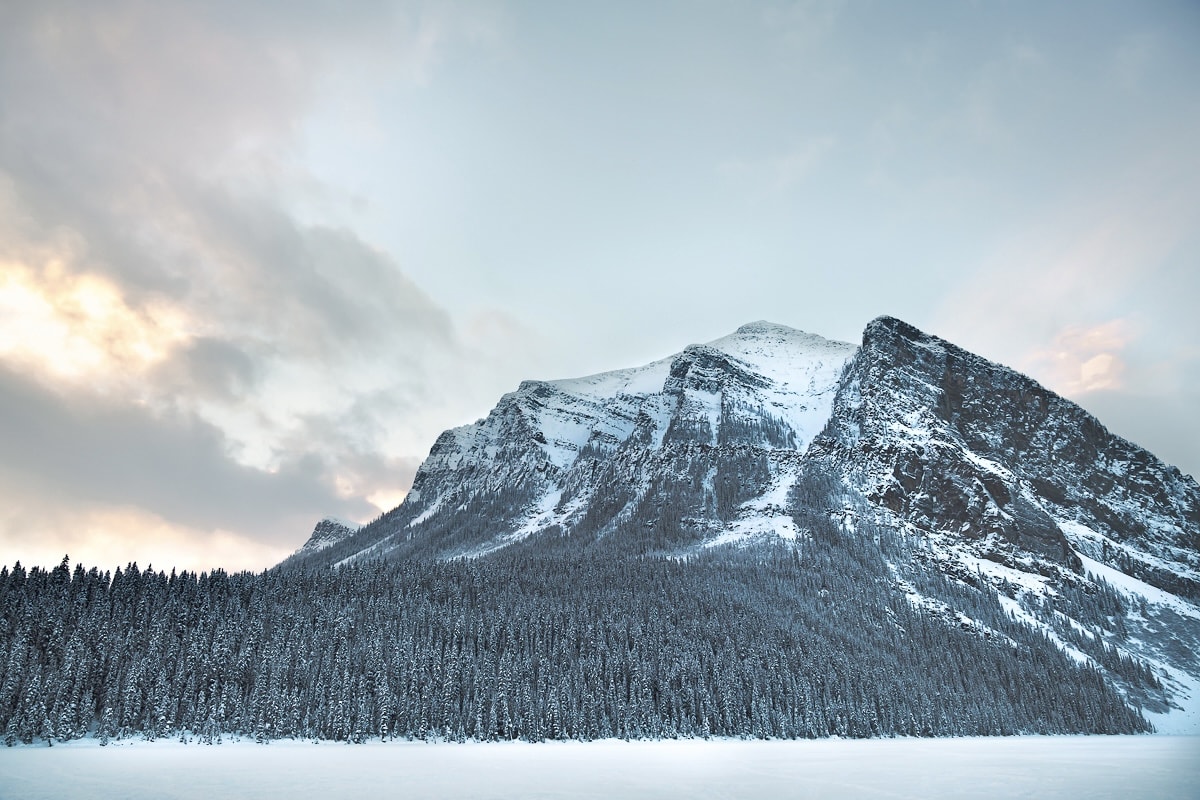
left=705, top=320, right=856, bottom=446
left=512, top=320, right=853, bottom=471
left=320, top=320, right=858, bottom=562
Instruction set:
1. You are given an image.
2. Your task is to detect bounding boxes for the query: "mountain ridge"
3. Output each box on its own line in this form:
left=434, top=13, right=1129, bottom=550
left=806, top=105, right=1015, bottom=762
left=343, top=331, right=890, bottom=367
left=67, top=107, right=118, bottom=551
left=288, top=316, right=1196, bottom=572
left=283, top=315, right=1200, bottom=733
left=286, top=319, right=859, bottom=564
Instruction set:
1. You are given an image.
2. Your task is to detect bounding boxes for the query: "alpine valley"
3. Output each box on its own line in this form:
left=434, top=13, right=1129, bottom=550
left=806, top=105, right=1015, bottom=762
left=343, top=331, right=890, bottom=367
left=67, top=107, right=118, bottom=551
left=3, top=317, right=1198, bottom=744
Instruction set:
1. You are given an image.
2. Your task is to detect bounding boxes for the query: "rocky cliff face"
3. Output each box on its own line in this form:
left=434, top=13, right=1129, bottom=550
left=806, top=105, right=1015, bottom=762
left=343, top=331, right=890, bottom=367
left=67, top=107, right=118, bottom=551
left=290, top=517, right=362, bottom=559
left=811, top=317, right=1199, bottom=594
left=284, top=316, right=1200, bottom=732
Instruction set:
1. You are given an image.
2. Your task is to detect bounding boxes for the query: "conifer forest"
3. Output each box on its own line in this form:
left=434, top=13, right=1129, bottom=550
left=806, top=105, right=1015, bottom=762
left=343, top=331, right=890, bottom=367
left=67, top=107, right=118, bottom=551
left=0, top=511, right=1155, bottom=746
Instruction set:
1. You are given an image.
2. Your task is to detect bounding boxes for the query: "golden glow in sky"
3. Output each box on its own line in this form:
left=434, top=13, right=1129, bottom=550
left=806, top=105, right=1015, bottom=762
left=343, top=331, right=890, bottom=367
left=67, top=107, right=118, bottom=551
left=1026, top=320, right=1132, bottom=396
left=0, top=260, right=189, bottom=387
left=2, top=504, right=290, bottom=574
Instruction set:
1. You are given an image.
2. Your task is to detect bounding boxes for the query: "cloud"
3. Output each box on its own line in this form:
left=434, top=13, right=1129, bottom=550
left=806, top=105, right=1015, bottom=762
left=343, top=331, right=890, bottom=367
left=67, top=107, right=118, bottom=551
left=0, top=259, right=189, bottom=387
left=0, top=1, right=526, bottom=569
left=0, top=363, right=370, bottom=534
left=1023, top=320, right=1132, bottom=396
left=151, top=337, right=261, bottom=402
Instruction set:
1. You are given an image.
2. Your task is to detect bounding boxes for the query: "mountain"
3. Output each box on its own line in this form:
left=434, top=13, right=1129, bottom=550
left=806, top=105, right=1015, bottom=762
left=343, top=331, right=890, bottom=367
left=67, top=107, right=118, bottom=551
left=287, top=316, right=1200, bottom=733
left=288, top=320, right=858, bottom=563
left=290, top=517, right=363, bottom=558
left=5, top=316, right=1196, bottom=744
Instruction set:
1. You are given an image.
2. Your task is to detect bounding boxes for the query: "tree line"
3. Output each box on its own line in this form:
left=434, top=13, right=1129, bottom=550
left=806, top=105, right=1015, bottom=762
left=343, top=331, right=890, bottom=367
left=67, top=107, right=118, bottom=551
left=0, top=515, right=1152, bottom=745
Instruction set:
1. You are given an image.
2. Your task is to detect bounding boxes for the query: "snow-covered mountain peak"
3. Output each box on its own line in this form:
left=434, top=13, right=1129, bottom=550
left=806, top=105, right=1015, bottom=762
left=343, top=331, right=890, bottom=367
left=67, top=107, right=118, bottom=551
left=504, top=322, right=853, bottom=409
left=311, top=320, right=863, bottom=564
left=709, top=321, right=855, bottom=369
left=726, top=319, right=853, bottom=349
left=491, top=322, right=857, bottom=468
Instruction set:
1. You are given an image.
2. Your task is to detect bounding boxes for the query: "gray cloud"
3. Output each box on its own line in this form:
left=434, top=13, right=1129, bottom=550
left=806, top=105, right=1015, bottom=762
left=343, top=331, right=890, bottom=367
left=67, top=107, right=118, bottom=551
left=0, top=1, right=513, bottom=567
left=0, top=364, right=372, bottom=542
left=152, top=337, right=262, bottom=401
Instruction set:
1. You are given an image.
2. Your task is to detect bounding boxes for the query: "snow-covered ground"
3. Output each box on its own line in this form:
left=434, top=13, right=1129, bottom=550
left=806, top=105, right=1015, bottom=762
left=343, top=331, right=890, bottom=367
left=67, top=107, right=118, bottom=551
left=1, top=737, right=1196, bottom=799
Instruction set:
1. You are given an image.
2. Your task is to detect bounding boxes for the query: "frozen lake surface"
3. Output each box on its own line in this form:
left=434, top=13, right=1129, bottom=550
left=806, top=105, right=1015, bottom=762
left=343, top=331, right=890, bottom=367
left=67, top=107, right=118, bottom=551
left=1, top=736, right=1197, bottom=799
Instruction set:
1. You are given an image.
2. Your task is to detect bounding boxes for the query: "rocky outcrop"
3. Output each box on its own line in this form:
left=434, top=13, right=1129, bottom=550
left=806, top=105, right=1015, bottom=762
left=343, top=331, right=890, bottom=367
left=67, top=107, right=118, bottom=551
left=291, top=517, right=362, bottom=558
left=808, top=316, right=1199, bottom=594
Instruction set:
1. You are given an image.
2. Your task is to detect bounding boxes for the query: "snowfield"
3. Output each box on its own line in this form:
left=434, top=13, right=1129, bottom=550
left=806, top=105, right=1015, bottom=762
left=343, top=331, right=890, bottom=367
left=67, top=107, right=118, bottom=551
left=1, top=737, right=1197, bottom=799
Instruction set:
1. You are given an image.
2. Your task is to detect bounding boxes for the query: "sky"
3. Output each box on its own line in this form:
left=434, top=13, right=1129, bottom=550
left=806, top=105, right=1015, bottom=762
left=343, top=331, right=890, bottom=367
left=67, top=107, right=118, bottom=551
left=1, top=0, right=1197, bottom=573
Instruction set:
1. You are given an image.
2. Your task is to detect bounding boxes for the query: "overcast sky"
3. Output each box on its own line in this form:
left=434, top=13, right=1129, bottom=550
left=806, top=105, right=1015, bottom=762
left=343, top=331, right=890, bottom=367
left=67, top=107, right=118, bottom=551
left=2, top=0, right=1197, bottom=572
